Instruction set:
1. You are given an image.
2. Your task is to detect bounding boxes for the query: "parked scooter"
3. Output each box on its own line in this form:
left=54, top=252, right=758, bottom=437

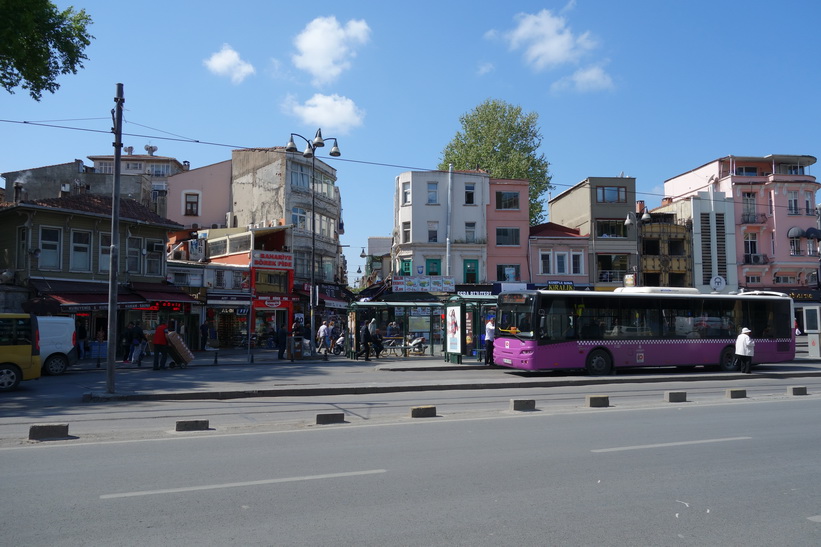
left=407, top=335, right=428, bottom=355
left=331, top=333, right=346, bottom=355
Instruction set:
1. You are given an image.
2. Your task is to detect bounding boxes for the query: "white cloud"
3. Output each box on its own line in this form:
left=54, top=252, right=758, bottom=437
left=551, top=65, right=614, bottom=93
left=292, top=16, right=371, bottom=86
left=505, top=9, right=596, bottom=71
left=477, top=62, right=495, bottom=76
left=203, top=44, right=255, bottom=84
left=282, top=93, right=365, bottom=135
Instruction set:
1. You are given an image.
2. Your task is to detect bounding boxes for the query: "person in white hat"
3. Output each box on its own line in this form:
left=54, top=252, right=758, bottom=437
left=734, top=327, right=755, bottom=373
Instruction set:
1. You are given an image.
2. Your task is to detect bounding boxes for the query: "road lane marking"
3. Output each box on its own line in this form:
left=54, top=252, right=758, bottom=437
left=591, top=436, right=752, bottom=453
left=100, top=469, right=386, bottom=499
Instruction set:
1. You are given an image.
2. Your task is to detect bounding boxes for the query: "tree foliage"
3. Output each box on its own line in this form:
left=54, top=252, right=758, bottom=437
left=439, top=98, right=552, bottom=224
left=0, top=0, right=93, bottom=100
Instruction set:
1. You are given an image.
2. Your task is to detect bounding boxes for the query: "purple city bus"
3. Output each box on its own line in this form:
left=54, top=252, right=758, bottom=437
left=493, top=287, right=794, bottom=374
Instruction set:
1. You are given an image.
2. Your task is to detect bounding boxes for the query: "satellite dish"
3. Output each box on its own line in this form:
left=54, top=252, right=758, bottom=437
left=710, top=276, right=726, bottom=292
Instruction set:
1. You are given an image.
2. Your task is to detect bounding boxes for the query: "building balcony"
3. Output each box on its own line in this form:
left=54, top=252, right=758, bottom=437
left=739, top=213, right=767, bottom=224
left=742, top=254, right=769, bottom=265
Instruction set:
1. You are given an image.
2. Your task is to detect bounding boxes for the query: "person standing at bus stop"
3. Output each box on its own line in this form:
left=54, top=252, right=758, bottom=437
left=735, top=327, right=755, bottom=373
left=485, top=316, right=495, bottom=366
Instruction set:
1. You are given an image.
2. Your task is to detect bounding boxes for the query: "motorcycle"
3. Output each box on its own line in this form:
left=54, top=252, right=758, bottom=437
left=331, top=333, right=345, bottom=355
left=407, top=335, right=428, bottom=355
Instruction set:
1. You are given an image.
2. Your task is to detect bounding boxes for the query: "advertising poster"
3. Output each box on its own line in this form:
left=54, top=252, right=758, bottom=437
left=446, top=305, right=461, bottom=353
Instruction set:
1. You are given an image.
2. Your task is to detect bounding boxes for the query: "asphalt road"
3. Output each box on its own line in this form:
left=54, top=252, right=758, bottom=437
left=5, top=394, right=821, bottom=546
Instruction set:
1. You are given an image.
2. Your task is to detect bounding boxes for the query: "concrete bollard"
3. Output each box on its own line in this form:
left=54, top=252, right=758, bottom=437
left=410, top=405, right=437, bottom=418
left=316, top=413, right=345, bottom=425
left=176, top=420, right=210, bottom=431
left=664, top=391, right=687, bottom=403
left=585, top=395, right=609, bottom=408
left=510, top=399, right=536, bottom=412
left=725, top=388, right=746, bottom=399
left=29, top=423, right=69, bottom=441
left=788, top=386, right=808, bottom=396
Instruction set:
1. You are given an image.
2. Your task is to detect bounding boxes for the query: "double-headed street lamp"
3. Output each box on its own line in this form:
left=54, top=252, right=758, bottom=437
left=285, top=129, right=340, bottom=357
left=624, top=208, right=651, bottom=286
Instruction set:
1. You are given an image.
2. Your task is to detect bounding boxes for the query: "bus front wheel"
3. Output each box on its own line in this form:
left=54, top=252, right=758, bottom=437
left=719, top=347, right=738, bottom=372
left=586, top=349, right=613, bottom=375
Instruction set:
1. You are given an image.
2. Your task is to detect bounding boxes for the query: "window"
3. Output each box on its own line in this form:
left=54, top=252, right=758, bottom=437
left=402, top=222, right=410, bottom=243
left=400, top=259, right=412, bottom=275
left=788, top=191, right=799, bottom=215
left=426, top=259, right=441, bottom=275
left=173, top=272, right=188, bottom=285
left=774, top=275, right=797, bottom=284
left=496, top=191, right=519, bottom=210
left=208, top=239, right=227, bottom=257
left=596, top=220, right=626, bottom=238
left=70, top=230, right=91, bottom=272
left=146, top=239, right=163, bottom=275
left=788, top=165, right=805, bottom=175
left=291, top=207, right=308, bottom=230
left=744, top=232, right=758, bottom=255
left=555, top=253, right=568, bottom=274
left=126, top=237, right=142, bottom=273
left=149, top=163, right=170, bottom=176
left=597, top=254, right=628, bottom=282
left=735, top=166, right=758, bottom=176
left=184, top=193, right=199, bottom=216
left=427, top=182, right=438, bottom=204
left=496, top=227, right=520, bottom=246
left=402, top=181, right=410, bottom=205
left=464, top=259, right=478, bottom=283
left=540, top=252, right=551, bottom=274
left=16, top=227, right=26, bottom=269
left=596, top=186, right=626, bottom=203
left=790, top=237, right=802, bottom=256
left=669, top=240, right=685, bottom=256
left=215, top=269, right=225, bottom=288
left=125, top=162, right=143, bottom=170
left=427, top=221, right=438, bottom=243
left=39, top=227, right=62, bottom=269
left=642, top=239, right=660, bottom=255
left=497, top=264, right=521, bottom=282
left=294, top=252, right=308, bottom=278
left=571, top=252, right=583, bottom=275
left=745, top=275, right=761, bottom=284
left=99, top=233, right=111, bottom=272
left=98, top=161, right=113, bottom=174
left=806, top=191, right=814, bottom=215
left=290, top=163, right=310, bottom=189
left=465, top=183, right=475, bottom=205
left=465, top=222, right=476, bottom=243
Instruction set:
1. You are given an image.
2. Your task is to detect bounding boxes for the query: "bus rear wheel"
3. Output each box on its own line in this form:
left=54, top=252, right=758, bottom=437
left=586, top=349, right=613, bottom=375
left=718, top=347, right=738, bottom=372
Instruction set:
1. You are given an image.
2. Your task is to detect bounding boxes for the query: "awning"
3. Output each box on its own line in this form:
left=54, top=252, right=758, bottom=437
left=52, top=292, right=145, bottom=311
left=806, top=227, right=821, bottom=239
left=321, top=297, right=349, bottom=309
left=27, top=280, right=144, bottom=312
left=787, top=226, right=806, bottom=238
left=130, top=282, right=199, bottom=304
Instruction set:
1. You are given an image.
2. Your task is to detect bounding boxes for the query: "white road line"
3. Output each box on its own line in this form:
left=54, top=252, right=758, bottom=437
left=591, top=436, right=752, bottom=453
left=100, top=469, right=387, bottom=499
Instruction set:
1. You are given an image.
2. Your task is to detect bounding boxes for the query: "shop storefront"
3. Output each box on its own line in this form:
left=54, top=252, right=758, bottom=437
left=205, top=292, right=252, bottom=348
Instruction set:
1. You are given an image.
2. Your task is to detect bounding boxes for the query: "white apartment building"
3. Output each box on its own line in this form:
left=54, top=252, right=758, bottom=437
left=393, top=169, right=489, bottom=283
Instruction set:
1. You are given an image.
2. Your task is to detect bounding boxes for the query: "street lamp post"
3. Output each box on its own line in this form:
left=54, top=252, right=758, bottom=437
left=625, top=208, right=651, bottom=286
left=285, top=129, right=341, bottom=358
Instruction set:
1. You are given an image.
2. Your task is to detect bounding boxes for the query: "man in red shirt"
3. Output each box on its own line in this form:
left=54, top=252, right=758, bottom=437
left=153, top=320, right=170, bottom=370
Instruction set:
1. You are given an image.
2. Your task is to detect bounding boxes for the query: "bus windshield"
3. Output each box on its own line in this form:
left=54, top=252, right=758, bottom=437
left=497, top=293, right=536, bottom=338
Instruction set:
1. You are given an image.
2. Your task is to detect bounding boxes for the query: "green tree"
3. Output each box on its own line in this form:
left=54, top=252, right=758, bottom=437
left=0, top=0, right=93, bottom=100
left=439, top=98, right=552, bottom=224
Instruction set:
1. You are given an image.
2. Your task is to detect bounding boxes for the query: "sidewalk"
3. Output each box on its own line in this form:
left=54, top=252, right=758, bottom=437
left=76, top=344, right=821, bottom=402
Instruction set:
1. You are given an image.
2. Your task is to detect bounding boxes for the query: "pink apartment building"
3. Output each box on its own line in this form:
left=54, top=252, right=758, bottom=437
left=486, top=178, right=530, bottom=282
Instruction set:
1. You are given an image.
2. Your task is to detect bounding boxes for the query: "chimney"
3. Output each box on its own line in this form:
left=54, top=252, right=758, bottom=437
left=13, top=181, right=22, bottom=203
left=636, top=200, right=645, bottom=213
left=661, top=197, right=673, bottom=207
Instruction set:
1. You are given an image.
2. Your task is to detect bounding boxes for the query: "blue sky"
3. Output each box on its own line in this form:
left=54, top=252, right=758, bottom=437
left=2, top=0, right=821, bottom=282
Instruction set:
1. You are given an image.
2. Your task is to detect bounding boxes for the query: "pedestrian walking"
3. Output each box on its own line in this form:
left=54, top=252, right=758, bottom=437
left=76, top=320, right=87, bottom=359
left=485, top=316, right=495, bottom=366
left=356, top=320, right=372, bottom=361
left=121, top=322, right=134, bottom=362
left=200, top=320, right=209, bottom=351
left=735, top=327, right=755, bottom=373
left=153, top=319, right=170, bottom=370
left=317, top=321, right=330, bottom=355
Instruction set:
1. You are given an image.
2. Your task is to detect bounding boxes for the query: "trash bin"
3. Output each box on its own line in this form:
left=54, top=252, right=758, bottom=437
left=287, top=336, right=303, bottom=360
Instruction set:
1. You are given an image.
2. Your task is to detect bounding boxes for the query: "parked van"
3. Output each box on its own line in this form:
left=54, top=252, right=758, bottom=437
left=0, top=313, right=41, bottom=391
left=36, top=316, right=79, bottom=375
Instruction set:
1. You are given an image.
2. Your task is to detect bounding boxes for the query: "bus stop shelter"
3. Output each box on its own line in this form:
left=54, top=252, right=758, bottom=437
left=347, top=301, right=444, bottom=358
left=444, top=294, right=497, bottom=364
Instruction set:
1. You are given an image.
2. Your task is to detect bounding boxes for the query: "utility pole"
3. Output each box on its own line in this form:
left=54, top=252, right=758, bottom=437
left=106, top=83, right=124, bottom=394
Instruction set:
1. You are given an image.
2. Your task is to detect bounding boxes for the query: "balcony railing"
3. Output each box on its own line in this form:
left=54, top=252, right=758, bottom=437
left=742, top=254, right=769, bottom=265
left=598, top=269, right=627, bottom=282
left=739, top=213, right=767, bottom=224
left=787, top=207, right=802, bottom=216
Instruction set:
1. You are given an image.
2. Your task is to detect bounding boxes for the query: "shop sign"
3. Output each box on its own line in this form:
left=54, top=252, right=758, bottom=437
left=393, top=275, right=455, bottom=293
left=252, top=251, right=294, bottom=269
left=546, top=280, right=575, bottom=291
